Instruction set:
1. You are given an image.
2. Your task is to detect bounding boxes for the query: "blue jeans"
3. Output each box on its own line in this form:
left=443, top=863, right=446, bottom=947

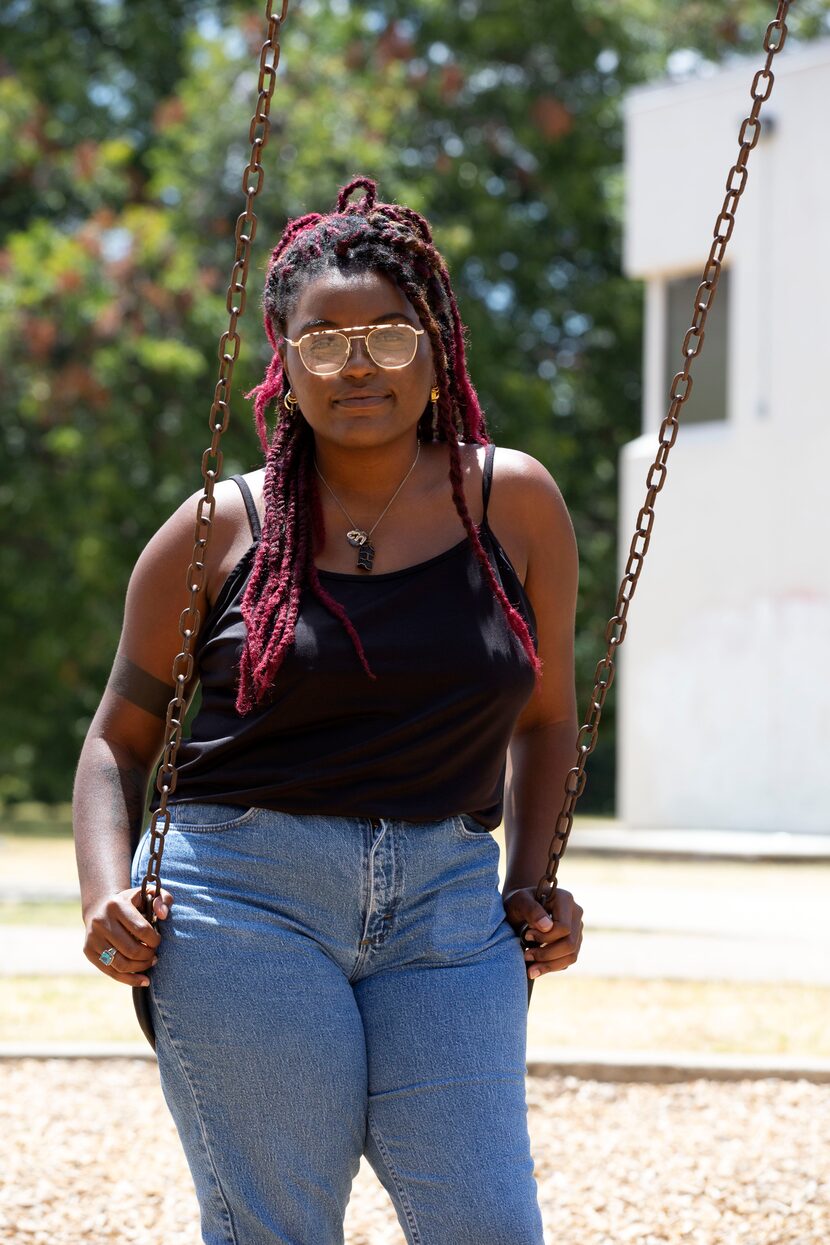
left=131, top=802, right=545, bottom=1245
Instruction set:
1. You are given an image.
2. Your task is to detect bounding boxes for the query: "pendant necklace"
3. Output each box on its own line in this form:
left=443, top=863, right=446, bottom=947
left=314, top=443, right=421, bottom=572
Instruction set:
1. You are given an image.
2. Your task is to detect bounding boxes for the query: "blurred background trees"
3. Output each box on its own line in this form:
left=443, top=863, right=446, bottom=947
left=2, top=0, right=828, bottom=808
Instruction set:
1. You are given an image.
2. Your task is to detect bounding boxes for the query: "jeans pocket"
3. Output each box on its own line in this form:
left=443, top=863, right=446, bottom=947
left=167, top=801, right=259, bottom=832
left=455, top=812, right=494, bottom=840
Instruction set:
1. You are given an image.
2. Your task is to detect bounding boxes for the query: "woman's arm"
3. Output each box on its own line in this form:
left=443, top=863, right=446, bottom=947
left=501, top=451, right=580, bottom=897
left=493, top=452, right=584, bottom=979
left=73, top=485, right=211, bottom=922
left=73, top=731, right=157, bottom=923
left=72, top=478, right=243, bottom=987
left=73, top=469, right=256, bottom=913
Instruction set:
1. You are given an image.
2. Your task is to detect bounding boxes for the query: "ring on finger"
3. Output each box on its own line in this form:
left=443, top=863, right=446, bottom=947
left=99, top=946, right=118, bottom=966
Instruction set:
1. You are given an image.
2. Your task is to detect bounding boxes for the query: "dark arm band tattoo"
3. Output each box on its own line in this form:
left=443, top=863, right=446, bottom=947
left=109, top=653, right=176, bottom=720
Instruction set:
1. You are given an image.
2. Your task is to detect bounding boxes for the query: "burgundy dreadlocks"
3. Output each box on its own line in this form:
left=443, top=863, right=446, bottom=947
left=236, top=175, right=542, bottom=713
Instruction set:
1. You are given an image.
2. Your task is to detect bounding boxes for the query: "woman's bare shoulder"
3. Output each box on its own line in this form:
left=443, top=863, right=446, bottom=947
left=487, top=445, right=576, bottom=586
left=130, top=471, right=265, bottom=613
left=489, top=445, right=572, bottom=523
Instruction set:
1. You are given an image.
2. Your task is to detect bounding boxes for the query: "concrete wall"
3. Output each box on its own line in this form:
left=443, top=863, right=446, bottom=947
left=616, top=37, right=830, bottom=833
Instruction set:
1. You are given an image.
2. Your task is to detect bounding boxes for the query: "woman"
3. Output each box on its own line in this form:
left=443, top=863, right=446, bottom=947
left=74, top=176, right=584, bottom=1245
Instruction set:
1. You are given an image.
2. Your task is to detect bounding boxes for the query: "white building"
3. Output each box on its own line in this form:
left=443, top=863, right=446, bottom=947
left=617, top=35, right=829, bottom=834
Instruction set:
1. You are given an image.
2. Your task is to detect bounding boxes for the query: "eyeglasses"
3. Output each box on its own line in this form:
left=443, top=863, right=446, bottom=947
left=283, top=323, right=425, bottom=375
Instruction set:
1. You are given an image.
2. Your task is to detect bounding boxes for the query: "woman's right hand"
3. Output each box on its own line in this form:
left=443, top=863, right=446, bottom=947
left=83, top=885, right=175, bottom=986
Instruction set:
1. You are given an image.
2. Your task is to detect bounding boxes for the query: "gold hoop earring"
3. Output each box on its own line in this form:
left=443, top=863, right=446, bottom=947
left=284, top=389, right=299, bottom=410
left=430, top=384, right=439, bottom=421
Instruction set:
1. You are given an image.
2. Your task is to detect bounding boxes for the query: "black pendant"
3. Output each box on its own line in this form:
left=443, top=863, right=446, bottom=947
left=357, top=540, right=376, bottom=571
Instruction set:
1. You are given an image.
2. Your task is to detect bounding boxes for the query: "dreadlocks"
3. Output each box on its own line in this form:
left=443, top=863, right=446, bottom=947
left=237, top=175, right=542, bottom=713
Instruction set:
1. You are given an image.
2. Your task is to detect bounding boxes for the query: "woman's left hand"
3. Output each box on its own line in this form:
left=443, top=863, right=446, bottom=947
left=502, top=886, right=584, bottom=980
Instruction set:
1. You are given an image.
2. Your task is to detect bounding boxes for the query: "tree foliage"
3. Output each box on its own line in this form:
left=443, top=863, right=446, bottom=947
left=2, top=0, right=828, bottom=806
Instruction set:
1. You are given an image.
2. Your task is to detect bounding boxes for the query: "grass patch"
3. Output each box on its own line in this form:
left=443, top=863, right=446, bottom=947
left=0, top=802, right=74, bottom=838
left=3, top=976, right=146, bottom=1044
left=0, top=833, right=79, bottom=894
left=527, top=975, right=830, bottom=1057
left=0, top=900, right=81, bottom=925
left=4, top=974, right=830, bottom=1056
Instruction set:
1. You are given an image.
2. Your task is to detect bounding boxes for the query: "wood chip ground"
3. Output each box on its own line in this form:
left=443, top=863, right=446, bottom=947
left=1, top=1059, right=827, bottom=1243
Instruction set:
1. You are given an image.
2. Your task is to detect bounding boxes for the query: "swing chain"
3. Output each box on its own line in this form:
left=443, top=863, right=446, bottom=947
left=525, top=2, right=792, bottom=935
left=137, top=1, right=291, bottom=929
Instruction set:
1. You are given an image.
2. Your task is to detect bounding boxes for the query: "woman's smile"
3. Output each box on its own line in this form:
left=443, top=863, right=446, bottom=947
left=334, top=392, right=391, bottom=408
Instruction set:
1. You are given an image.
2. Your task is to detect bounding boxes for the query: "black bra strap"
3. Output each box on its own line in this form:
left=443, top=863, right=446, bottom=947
left=229, top=474, right=262, bottom=541
left=482, top=442, right=496, bottom=522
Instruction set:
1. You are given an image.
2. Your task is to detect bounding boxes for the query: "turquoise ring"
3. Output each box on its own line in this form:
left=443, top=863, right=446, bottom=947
left=99, top=946, right=117, bottom=966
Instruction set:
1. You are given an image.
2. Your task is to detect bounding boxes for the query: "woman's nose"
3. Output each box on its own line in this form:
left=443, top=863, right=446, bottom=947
left=341, top=335, right=375, bottom=373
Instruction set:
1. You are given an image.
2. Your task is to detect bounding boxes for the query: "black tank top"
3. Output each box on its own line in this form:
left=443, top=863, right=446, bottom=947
left=149, top=443, right=537, bottom=829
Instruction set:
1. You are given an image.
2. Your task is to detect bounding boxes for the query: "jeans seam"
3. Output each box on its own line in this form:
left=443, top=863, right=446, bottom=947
left=153, top=997, right=241, bottom=1245
left=366, top=1111, right=423, bottom=1245
left=130, top=827, right=151, bottom=883
left=172, top=805, right=259, bottom=832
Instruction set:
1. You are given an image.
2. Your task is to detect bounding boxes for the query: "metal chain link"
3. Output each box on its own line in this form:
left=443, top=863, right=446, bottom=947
left=135, top=1, right=290, bottom=944
left=521, top=3, right=792, bottom=1004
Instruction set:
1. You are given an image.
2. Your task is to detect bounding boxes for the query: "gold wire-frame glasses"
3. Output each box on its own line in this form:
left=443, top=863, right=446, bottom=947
left=283, top=323, right=425, bottom=375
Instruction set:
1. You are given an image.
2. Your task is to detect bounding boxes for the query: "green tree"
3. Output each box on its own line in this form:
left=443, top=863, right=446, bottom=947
left=3, top=0, right=827, bottom=807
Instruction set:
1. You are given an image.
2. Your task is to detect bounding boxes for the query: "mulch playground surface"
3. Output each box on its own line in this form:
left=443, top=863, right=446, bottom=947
left=1, top=1058, right=827, bottom=1243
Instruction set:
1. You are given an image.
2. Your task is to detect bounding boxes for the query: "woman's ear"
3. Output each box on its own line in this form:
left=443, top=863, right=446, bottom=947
left=277, top=344, right=292, bottom=390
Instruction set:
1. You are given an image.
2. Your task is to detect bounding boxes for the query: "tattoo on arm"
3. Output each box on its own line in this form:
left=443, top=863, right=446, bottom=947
left=109, top=653, right=174, bottom=720
left=104, top=757, right=150, bottom=860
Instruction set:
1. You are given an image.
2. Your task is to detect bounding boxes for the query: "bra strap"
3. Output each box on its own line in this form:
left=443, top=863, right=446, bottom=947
left=482, top=442, right=496, bottom=523
left=229, top=474, right=262, bottom=541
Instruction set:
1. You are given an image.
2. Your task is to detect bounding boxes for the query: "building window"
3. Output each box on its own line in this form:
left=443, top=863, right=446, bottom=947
left=663, top=267, right=730, bottom=424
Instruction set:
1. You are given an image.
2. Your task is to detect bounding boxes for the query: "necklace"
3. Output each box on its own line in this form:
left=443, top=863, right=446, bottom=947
left=314, top=443, right=422, bottom=572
